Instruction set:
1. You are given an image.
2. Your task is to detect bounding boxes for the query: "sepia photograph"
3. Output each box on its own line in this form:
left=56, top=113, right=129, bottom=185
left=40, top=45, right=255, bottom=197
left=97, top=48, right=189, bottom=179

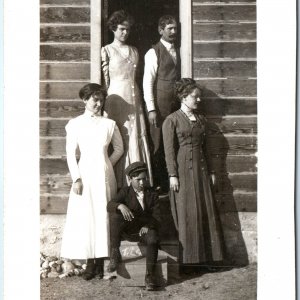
left=3, top=0, right=296, bottom=299
left=39, top=1, right=257, bottom=298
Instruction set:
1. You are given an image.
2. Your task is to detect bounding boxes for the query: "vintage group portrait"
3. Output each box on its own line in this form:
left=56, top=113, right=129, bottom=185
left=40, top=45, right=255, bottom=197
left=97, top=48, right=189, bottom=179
left=3, top=0, right=297, bottom=299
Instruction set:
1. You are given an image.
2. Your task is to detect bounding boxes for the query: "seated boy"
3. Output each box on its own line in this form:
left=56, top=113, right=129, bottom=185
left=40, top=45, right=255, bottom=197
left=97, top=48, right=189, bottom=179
left=107, top=162, right=160, bottom=290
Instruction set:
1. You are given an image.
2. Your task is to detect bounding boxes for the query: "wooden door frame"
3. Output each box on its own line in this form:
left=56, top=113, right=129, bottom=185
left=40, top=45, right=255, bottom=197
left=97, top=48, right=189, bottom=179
left=90, top=0, right=192, bottom=83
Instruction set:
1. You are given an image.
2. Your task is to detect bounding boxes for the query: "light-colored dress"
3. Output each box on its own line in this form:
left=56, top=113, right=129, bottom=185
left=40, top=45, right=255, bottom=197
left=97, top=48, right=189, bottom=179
left=163, top=110, right=224, bottom=264
left=101, top=43, right=153, bottom=188
left=60, top=110, right=123, bottom=259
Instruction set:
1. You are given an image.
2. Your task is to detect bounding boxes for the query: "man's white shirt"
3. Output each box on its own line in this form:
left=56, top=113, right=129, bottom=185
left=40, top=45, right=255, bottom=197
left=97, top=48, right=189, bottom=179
left=143, top=39, right=177, bottom=113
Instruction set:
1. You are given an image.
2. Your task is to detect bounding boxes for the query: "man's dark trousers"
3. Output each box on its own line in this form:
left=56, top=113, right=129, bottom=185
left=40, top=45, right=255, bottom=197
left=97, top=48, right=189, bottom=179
left=109, top=213, right=159, bottom=274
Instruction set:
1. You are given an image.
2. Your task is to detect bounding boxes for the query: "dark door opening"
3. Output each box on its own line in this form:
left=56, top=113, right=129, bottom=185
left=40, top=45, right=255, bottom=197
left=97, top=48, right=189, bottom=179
left=102, top=0, right=179, bottom=86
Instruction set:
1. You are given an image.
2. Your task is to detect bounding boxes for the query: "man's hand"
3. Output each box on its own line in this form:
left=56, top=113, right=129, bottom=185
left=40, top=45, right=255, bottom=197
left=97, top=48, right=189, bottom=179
left=148, top=111, right=158, bottom=127
left=170, top=176, right=179, bottom=192
left=73, top=179, right=83, bottom=195
left=117, top=204, right=134, bottom=221
left=139, top=226, right=149, bottom=236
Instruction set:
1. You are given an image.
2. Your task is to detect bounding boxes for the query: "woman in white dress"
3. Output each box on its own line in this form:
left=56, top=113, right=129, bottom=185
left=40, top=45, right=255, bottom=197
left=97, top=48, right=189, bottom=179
left=60, top=83, right=124, bottom=280
left=101, top=10, right=153, bottom=188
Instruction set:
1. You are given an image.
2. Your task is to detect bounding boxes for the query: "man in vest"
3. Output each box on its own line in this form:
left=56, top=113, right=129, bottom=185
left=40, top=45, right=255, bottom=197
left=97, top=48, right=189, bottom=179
left=143, top=15, right=181, bottom=194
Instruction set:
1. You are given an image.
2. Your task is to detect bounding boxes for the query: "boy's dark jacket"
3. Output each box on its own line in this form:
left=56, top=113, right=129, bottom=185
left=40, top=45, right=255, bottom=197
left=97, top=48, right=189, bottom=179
left=106, top=186, right=160, bottom=229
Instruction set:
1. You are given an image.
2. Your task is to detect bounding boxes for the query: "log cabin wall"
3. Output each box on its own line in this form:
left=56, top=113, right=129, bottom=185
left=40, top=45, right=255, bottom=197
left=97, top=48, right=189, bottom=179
left=40, top=0, right=90, bottom=213
left=40, top=0, right=257, bottom=263
left=192, top=0, right=257, bottom=263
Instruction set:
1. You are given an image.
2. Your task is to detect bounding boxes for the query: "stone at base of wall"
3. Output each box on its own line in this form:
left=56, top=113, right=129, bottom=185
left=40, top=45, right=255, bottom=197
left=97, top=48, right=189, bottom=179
left=40, top=213, right=257, bottom=263
left=40, top=215, right=66, bottom=257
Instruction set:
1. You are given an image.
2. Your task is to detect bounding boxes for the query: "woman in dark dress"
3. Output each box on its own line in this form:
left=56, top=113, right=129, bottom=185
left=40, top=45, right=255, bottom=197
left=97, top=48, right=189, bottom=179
left=162, top=78, right=224, bottom=267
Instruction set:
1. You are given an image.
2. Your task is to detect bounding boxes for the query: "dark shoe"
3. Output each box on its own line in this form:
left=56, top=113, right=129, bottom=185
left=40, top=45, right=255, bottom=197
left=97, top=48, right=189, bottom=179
left=82, top=259, right=96, bottom=281
left=95, top=258, right=104, bottom=279
left=145, top=274, right=156, bottom=291
left=107, top=248, right=121, bottom=272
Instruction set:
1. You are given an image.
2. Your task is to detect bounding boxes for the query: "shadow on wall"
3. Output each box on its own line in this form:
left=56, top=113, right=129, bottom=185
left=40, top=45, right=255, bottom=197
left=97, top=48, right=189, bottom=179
left=200, top=87, right=249, bottom=266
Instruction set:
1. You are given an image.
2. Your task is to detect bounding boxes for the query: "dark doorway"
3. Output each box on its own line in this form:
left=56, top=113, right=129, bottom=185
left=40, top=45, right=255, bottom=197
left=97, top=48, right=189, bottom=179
left=102, top=0, right=179, bottom=85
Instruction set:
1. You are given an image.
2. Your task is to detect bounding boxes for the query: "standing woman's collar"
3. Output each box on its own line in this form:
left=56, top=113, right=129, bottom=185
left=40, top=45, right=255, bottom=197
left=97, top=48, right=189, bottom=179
left=83, top=109, right=101, bottom=118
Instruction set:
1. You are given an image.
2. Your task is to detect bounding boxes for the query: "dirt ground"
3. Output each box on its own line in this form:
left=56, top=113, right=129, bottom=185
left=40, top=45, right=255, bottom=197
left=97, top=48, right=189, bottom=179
left=40, top=263, right=256, bottom=300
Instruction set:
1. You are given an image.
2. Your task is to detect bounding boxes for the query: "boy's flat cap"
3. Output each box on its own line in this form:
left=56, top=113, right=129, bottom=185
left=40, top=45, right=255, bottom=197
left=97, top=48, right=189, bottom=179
left=125, top=161, right=147, bottom=177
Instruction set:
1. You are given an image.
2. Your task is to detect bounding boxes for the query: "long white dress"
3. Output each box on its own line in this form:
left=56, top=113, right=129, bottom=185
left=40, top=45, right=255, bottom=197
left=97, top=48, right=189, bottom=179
left=60, top=110, right=123, bottom=259
left=101, top=43, right=153, bottom=188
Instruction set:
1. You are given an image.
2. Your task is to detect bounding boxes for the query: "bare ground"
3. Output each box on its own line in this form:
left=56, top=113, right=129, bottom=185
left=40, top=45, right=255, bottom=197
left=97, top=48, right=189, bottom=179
left=41, top=263, right=256, bottom=300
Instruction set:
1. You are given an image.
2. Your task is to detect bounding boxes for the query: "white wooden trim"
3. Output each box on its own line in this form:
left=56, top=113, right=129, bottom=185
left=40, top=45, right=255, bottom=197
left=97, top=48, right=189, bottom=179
left=180, top=0, right=192, bottom=77
left=90, top=0, right=102, bottom=83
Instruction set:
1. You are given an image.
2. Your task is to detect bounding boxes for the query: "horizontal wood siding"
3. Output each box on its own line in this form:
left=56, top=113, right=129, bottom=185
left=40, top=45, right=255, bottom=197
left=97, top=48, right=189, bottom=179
left=40, top=26, right=90, bottom=43
left=40, top=7, right=90, bottom=23
left=40, top=63, right=90, bottom=80
left=41, top=0, right=90, bottom=4
left=40, top=1, right=257, bottom=220
left=192, top=4, right=256, bottom=22
left=192, top=0, right=257, bottom=232
left=193, top=23, right=256, bottom=41
left=40, top=116, right=257, bottom=136
left=40, top=3, right=91, bottom=214
left=40, top=45, right=90, bottom=61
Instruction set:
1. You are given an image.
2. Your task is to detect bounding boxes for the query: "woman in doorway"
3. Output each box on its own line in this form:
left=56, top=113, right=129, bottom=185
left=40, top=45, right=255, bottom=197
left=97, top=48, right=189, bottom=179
left=101, top=10, right=153, bottom=189
left=60, top=83, right=123, bottom=280
left=162, top=78, right=224, bottom=270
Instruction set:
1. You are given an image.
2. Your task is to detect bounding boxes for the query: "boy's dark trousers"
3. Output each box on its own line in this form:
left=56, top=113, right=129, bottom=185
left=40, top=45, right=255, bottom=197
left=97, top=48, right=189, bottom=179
left=109, top=213, right=159, bottom=275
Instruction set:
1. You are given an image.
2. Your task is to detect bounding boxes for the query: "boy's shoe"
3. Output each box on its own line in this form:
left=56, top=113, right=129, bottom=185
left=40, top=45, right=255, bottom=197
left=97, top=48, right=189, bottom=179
left=145, top=274, right=156, bottom=291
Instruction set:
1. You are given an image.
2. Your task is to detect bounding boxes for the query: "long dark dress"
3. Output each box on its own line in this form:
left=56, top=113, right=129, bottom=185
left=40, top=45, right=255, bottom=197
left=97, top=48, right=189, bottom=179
left=162, top=110, right=224, bottom=264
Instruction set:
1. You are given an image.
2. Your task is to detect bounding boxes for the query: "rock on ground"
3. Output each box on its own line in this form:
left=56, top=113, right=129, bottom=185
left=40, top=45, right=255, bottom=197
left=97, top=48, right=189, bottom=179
left=41, top=263, right=257, bottom=300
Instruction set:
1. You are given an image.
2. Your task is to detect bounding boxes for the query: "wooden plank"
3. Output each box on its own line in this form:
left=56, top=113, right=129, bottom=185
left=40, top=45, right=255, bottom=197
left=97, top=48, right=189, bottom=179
left=212, top=173, right=256, bottom=194
left=193, top=42, right=256, bottom=59
left=40, top=98, right=257, bottom=118
left=40, top=195, right=69, bottom=214
left=40, top=119, right=68, bottom=136
left=40, top=26, right=90, bottom=43
left=40, top=138, right=66, bottom=157
left=215, top=192, right=257, bottom=212
left=40, top=175, right=72, bottom=195
left=40, top=7, right=90, bottom=23
left=228, top=173, right=256, bottom=191
left=180, top=0, right=192, bottom=77
left=193, top=60, right=256, bottom=78
left=40, top=45, right=90, bottom=61
left=197, top=79, right=257, bottom=97
left=40, top=116, right=256, bottom=137
left=40, top=101, right=85, bottom=117
left=40, top=191, right=257, bottom=214
left=206, top=134, right=257, bottom=155
left=40, top=82, right=88, bottom=99
left=209, top=154, right=257, bottom=174
left=40, top=63, right=90, bottom=80
left=201, top=98, right=257, bottom=115
left=192, top=5, right=256, bottom=22
left=40, top=158, right=69, bottom=175
left=40, top=134, right=256, bottom=157
left=40, top=154, right=257, bottom=176
left=193, top=23, right=256, bottom=41
left=90, top=0, right=102, bottom=83
left=41, top=0, right=90, bottom=5
left=206, top=116, right=257, bottom=134
left=193, top=0, right=256, bottom=3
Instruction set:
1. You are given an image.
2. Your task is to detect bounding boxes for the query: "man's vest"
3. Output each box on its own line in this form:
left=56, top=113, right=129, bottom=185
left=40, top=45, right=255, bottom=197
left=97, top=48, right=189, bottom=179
left=152, top=41, right=181, bottom=92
